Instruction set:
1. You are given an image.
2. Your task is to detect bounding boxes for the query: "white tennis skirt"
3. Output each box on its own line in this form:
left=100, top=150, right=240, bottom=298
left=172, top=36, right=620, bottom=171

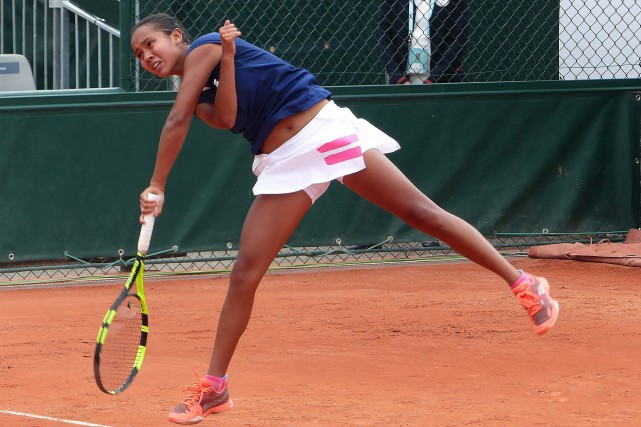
left=252, top=100, right=400, bottom=201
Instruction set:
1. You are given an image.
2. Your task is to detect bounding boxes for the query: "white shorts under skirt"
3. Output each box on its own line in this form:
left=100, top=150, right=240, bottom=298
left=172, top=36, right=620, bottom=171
left=252, top=100, right=401, bottom=203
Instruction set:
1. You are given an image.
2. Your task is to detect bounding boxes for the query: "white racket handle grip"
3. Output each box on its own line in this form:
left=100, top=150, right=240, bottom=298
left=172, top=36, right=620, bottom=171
left=138, top=193, right=162, bottom=254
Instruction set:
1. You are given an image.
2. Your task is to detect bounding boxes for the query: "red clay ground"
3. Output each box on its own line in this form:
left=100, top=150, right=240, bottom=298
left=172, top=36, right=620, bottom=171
left=1, top=258, right=640, bottom=427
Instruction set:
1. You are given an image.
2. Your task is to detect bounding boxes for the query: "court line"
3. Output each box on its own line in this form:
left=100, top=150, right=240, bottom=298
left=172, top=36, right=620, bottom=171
left=0, top=409, right=113, bottom=427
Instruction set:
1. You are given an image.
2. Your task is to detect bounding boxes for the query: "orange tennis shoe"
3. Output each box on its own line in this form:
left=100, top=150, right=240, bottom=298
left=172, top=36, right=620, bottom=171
left=168, top=376, right=233, bottom=425
left=512, top=271, right=559, bottom=335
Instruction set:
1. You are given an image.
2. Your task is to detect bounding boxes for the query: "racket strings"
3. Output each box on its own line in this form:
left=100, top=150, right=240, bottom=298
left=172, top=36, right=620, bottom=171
left=98, top=294, right=143, bottom=391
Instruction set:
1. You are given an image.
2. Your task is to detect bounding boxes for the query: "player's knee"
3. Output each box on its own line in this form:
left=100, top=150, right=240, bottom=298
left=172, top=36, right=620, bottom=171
left=402, top=203, right=448, bottom=234
left=228, top=258, right=263, bottom=296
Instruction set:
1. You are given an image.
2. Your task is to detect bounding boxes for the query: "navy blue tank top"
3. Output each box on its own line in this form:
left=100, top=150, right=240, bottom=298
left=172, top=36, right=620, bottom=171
left=186, top=33, right=332, bottom=154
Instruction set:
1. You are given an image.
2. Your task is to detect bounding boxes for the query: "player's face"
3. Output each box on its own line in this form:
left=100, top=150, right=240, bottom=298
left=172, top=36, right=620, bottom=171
left=131, top=25, right=184, bottom=78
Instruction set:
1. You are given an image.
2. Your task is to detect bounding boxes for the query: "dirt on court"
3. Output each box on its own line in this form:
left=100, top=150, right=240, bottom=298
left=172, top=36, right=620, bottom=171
left=0, top=258, right=640, bottom=427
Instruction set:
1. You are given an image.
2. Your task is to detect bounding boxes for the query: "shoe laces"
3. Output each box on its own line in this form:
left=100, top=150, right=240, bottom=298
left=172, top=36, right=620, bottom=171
left=180, top=370, right=214, bottom=408
left=515, top=283, right=543, bottom=317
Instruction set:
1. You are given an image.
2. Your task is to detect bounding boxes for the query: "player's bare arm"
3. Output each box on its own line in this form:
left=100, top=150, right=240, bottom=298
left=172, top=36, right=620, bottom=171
left=142, top=44, right=220, bottom=218
left=212, top=20, right=241, bottom=129
left=194, top=20, right=241, bottom=130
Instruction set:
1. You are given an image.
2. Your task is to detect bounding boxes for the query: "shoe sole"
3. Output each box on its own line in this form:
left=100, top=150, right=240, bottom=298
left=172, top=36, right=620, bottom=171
left=534, top=299, right=559, bottom=335
left=533, top=277, right=559, bottom=335
left=168, top=399, right=233, bottom=425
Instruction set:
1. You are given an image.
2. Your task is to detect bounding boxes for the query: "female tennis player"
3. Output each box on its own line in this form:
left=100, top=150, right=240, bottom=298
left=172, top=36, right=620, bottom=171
left=132, top=13, right=559, bottom=424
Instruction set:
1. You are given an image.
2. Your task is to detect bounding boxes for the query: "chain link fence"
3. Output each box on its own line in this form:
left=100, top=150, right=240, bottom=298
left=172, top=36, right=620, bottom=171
left=0, top=231, right=629, bottom=285
left=126, top=0, right=641, bottom=91
left=2, top=1, right=639, bottom=89
left=2, top=1, right=639, bottom=282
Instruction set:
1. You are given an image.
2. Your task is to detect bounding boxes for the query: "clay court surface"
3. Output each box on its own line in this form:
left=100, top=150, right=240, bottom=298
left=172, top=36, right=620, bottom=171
left=1, top=258, right=640, bottom=426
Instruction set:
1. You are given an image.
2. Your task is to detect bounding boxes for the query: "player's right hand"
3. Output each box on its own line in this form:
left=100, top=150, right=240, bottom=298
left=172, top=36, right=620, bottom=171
left=139, top=186, right=164, bottom=224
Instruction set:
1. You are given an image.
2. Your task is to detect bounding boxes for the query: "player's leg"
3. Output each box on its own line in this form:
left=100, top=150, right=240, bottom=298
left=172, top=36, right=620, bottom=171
left=342, top=149, right=559, bottom=334
left=209, top=190, right=313, bottom=376
left=342, top=149, right=519, bottom=284
left=168, top=190, right=312, bottom=425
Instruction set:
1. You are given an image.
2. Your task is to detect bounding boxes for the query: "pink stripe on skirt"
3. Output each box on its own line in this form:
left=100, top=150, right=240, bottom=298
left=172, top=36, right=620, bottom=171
left=323, top=146, right=363, bottom=165
left=316, top=134, right=359, bottom=153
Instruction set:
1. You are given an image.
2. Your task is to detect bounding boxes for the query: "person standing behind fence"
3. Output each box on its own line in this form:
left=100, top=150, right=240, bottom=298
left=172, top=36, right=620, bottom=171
left=426, top=0, right=469, bottom=83
left=379, top=0, right=413, bottom=84
left=131, top=13, right=559, bottom=425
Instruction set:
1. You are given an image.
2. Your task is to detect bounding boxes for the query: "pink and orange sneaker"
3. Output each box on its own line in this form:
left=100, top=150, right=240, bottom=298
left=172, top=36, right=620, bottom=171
left=168, top=376, right=233, bottom=425
left=512, top=271, right=559, bottom=335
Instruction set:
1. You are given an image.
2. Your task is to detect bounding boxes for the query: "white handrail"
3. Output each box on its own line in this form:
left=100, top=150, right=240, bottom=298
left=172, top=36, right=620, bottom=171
left=59, top=0, right=120, bottom=37
left=0, top=0, right=121, bottom=89
left=43, top=0, right=121, bottom=89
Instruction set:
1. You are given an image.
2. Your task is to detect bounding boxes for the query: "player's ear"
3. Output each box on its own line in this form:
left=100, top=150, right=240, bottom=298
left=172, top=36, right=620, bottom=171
left=171, top=28, right=183, bottom=44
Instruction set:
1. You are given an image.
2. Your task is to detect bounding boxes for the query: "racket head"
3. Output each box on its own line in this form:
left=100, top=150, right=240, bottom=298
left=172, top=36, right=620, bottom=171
left=93, top=256, right=148, bottom=394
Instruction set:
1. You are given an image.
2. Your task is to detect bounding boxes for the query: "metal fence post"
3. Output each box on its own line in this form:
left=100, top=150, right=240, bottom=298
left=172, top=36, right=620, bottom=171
left=119, top=0, right=131, bottom=91
left=49, top=0, right=70, bottom=89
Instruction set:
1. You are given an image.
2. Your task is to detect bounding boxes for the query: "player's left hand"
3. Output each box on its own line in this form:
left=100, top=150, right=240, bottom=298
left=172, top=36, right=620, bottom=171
left=220, top=20, right=241, bottom=56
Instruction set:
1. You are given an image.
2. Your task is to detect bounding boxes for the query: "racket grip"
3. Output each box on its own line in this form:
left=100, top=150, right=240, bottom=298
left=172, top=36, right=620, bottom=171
left=138, top=193, right=161, bottom=254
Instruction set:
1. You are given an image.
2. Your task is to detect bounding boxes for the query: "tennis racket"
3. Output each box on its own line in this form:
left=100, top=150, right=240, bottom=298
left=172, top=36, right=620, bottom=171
left=93, top=193, right=161, bottom=394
